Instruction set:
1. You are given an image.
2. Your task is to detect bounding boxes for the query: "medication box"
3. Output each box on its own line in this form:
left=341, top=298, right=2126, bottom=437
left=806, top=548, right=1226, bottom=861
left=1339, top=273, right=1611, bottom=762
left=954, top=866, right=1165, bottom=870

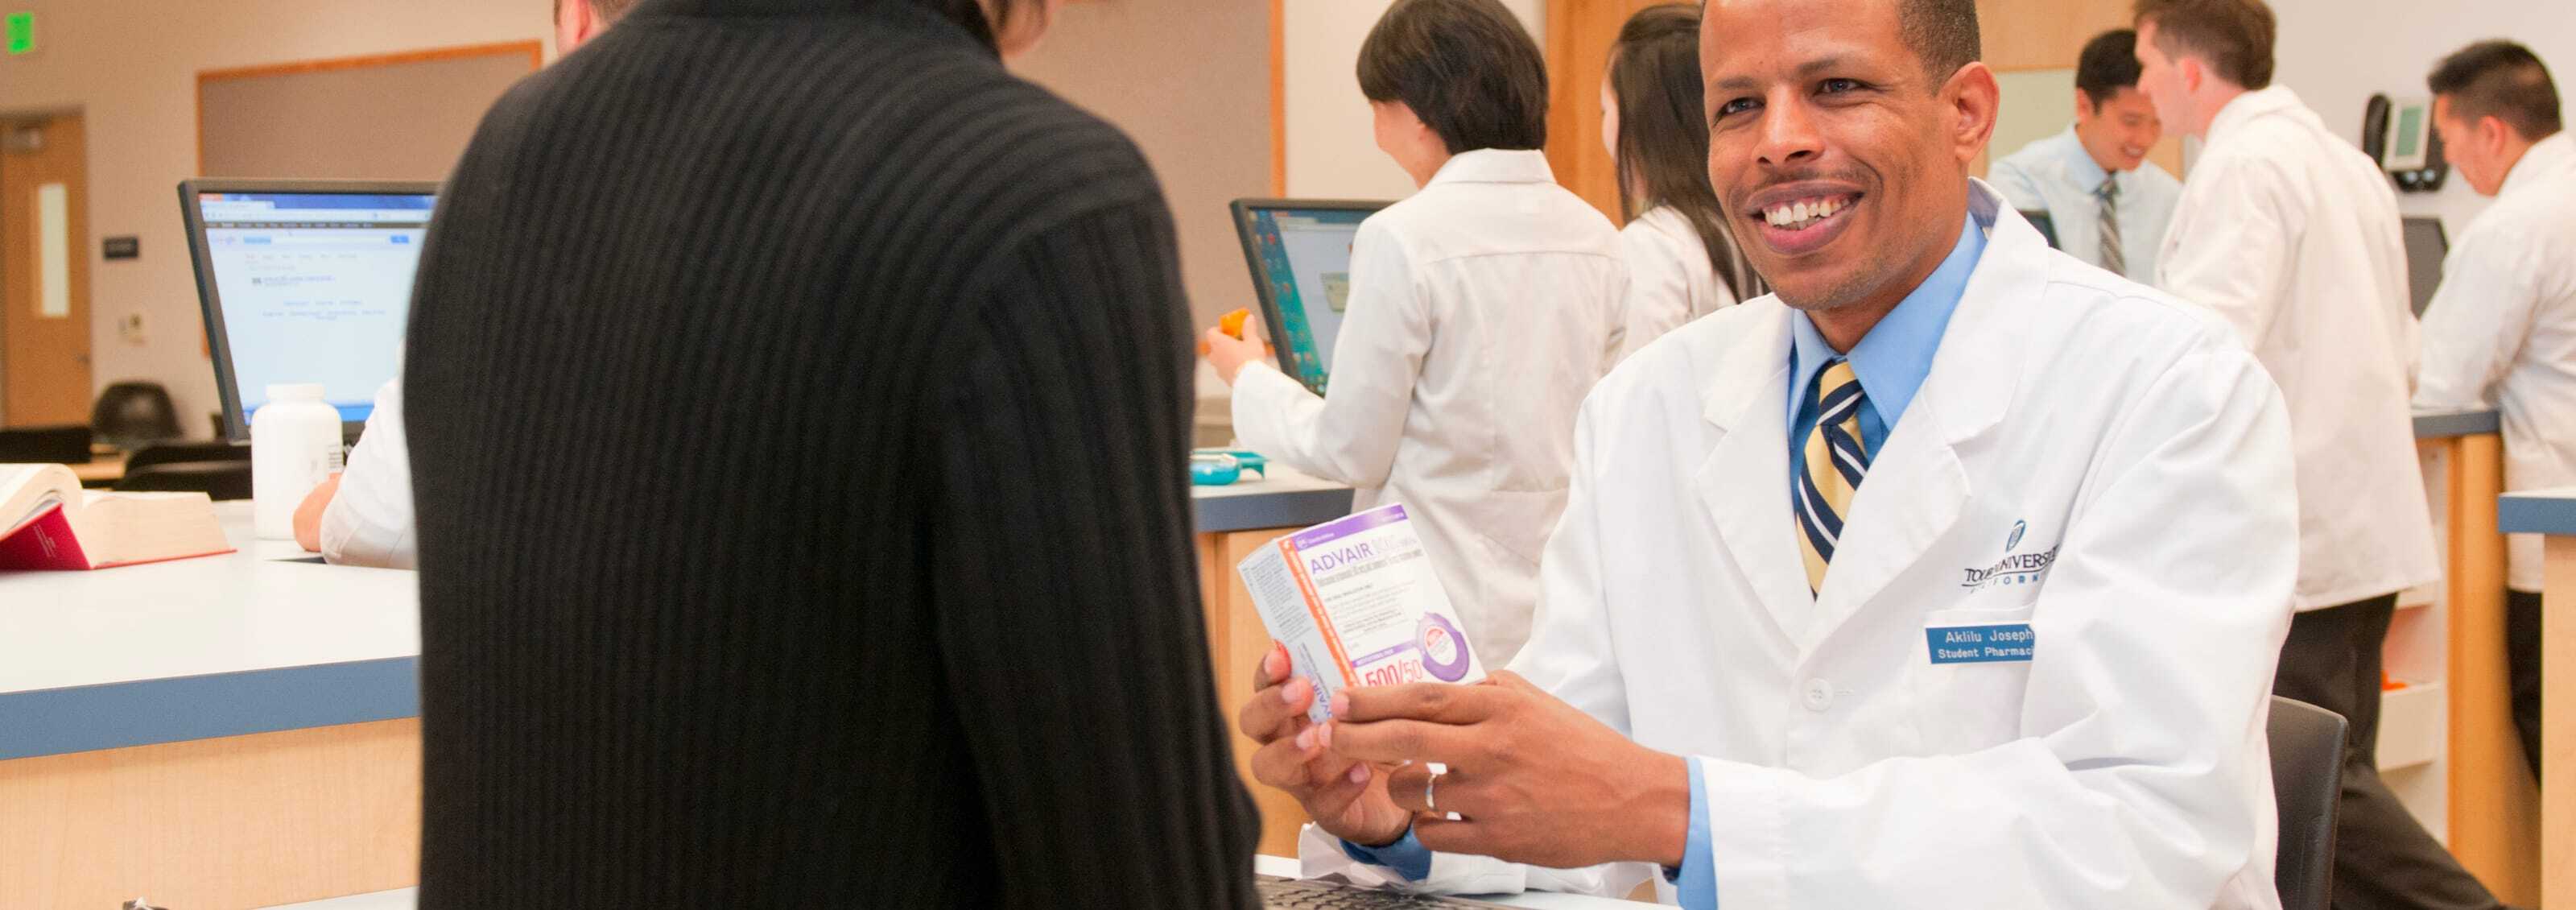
left=1236, top=503, right=1484, bottom=722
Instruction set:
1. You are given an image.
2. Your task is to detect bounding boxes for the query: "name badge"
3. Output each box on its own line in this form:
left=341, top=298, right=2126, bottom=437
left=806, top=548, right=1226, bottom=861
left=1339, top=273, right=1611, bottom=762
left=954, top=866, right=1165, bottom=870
left=1925, top=623, right=2035, bottom=664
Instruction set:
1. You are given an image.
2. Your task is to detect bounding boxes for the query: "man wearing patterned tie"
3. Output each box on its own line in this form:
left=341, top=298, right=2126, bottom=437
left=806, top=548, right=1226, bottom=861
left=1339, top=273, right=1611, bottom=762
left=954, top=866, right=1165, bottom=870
left=1241, top=0, right=2303, bottom=906
left=1986, top=29, right=2182, bottom=283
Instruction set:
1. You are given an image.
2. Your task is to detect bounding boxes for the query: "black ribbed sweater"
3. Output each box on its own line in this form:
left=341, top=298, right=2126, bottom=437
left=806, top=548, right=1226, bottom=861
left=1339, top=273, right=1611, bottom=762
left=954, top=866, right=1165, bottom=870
left=402, top=2, right=1258, bottom=905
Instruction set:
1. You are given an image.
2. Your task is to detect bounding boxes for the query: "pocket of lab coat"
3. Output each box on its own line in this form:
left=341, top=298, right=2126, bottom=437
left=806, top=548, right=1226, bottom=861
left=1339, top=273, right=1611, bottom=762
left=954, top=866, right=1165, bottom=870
left=1909, top=604, right=2038, bottom=755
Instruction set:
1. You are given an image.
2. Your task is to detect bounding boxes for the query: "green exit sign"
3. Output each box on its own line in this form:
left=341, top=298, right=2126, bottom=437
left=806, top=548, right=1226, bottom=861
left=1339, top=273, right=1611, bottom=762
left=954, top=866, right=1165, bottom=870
left=4, top=12, right=31, bottom=56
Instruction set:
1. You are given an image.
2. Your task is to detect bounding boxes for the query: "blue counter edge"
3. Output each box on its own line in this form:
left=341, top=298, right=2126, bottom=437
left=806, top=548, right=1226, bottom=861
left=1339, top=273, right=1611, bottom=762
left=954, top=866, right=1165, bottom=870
left=0, top=656, right=419, bottom=761
left=2500, top=492, right=2576, bottom=536
left=1195, top=488, right=1355, bottom=535
left=2414, top=410, right=2500, bottom=439
left=0, top=494, right=1346, bottom=761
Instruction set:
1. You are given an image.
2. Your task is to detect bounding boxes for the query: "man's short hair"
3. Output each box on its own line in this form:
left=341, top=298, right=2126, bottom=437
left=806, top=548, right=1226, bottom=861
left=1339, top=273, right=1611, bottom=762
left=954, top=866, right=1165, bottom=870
left=1897, top=0, right=1981, bottom=83
left=2132, top=0, right=2275, bottom=90
left=2075, top=29, right=2143, bottom=105
left=2429, top=40, right=2564, bottom=141
left=1357, top=0, right=1550, bottom=153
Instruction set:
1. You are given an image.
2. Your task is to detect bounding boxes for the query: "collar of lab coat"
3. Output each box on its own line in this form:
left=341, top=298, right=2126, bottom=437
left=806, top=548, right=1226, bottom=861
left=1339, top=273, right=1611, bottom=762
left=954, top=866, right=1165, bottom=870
left=1693, top=180, right=2040, bottom=648
left=2503, top=132, right=2576, bottom=198
left=1700, top=180, right=2030, bottom=448
left=1425, top=148, right=1555, bottom=187
left=2204, top=85, right=2308, bottom=151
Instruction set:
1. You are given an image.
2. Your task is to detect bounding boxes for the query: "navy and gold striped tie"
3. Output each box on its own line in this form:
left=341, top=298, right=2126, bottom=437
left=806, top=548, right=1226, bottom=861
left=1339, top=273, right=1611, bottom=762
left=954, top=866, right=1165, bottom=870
left=1795, top=358, right=1871, bottom=593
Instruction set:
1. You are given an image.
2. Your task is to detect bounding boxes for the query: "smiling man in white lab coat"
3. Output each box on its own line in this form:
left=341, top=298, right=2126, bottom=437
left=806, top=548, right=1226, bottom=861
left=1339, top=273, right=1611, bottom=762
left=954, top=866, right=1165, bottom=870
left=1236, top=0, right=2300, bottom=906
left=2134, top=2, right=2486, bottom=909
left=2413, top=39, right=2574, bottom=785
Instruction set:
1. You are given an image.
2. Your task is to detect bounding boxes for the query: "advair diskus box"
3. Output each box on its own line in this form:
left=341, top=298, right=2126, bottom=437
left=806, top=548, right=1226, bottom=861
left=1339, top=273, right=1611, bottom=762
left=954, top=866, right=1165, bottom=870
left=1236, top=503, right=1486, bottom=722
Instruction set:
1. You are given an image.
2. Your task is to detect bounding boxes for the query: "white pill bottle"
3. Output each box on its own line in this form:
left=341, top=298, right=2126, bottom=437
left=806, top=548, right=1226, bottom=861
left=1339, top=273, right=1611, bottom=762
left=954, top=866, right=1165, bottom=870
left=252, top=383, right=345, bottom=540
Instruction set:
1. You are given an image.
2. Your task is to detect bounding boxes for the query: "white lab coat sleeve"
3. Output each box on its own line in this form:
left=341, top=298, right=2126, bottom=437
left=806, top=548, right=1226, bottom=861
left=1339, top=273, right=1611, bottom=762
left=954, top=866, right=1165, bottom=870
left=1688, top=341, right=2298, bottom=908
left=1294, top=391, right=1659, bottom=900
left=2413, top=236, right=2536, bottom=411
left=319, top=374, right=418, bottom=569
left=1231, top=221, right=1426, bottom=489
left=1617, top=226, right=1693, bottom=362
left=2156, top=156, right=2298, bottom=350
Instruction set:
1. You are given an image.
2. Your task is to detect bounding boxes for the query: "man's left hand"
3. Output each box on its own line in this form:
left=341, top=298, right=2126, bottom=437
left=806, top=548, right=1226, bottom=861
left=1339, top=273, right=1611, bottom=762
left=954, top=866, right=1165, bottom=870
left=1321, top=671, right=1691, bottom=870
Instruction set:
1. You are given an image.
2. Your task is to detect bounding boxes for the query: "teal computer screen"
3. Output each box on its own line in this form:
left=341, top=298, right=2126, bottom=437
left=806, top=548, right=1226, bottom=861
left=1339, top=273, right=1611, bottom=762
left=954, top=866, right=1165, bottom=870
left=1245, top=207, right=1371, bottom=395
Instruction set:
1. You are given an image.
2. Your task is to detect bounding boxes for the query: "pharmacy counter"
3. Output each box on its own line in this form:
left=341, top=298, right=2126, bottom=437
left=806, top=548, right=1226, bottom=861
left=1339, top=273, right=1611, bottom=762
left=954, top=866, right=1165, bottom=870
left=2495, top=487, right=2576, bottom=909
left=2, top=469, right=1355, bottom=908
left=2401, top=408, right=2537, bottom=904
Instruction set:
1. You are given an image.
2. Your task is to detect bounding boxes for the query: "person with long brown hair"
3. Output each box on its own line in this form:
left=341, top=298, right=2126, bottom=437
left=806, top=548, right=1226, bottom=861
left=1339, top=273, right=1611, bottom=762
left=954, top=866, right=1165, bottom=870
left=1599, top=3, right=1763, bottom=360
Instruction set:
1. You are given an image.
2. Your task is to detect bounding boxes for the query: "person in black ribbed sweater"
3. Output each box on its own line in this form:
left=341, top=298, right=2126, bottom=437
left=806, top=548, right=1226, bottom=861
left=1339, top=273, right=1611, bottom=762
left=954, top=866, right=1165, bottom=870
left=401, top=1, right=1260, bottom=905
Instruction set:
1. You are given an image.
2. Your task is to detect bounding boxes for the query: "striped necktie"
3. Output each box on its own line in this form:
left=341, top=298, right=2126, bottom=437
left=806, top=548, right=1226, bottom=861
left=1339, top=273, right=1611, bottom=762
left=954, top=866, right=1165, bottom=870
left=2096, top=176, right=2126, bottom=276
left=1795, top=358, right=1872, bottom=594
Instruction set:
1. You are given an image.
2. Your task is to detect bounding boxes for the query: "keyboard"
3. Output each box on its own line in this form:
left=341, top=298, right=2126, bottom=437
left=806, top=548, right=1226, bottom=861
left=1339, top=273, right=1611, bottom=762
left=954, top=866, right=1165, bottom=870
left=1257, top=875, right=1518, bottom=908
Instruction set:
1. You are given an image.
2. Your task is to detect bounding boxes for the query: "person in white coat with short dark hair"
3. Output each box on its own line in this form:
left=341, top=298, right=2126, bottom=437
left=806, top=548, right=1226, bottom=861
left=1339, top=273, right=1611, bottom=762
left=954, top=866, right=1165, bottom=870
left=1235, top=2, right=2298, bottom=905
left=2413, top=39, right=2576, bottom=784
left=1205, top=0, right=1625, bottom=667
left=2135, top=2, right=2486, bottom=908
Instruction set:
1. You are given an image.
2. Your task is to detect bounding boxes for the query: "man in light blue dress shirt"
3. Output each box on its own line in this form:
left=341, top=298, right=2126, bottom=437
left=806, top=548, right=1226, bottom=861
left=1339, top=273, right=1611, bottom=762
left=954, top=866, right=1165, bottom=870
left=1985, top=28, right=2182, bottom=283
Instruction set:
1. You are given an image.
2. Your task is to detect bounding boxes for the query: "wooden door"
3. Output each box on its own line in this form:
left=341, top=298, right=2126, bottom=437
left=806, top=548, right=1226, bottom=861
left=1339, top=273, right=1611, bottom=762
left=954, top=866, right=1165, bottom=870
left=1544, top=0, right=1661, bottom=223
left=1, top=113, right=91, bottom=428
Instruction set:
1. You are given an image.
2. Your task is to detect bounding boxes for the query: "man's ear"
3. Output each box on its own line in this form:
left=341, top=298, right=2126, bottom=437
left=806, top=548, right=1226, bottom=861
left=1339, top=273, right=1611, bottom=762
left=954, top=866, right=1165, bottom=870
left=1946, top=62, right=2002, bottom=165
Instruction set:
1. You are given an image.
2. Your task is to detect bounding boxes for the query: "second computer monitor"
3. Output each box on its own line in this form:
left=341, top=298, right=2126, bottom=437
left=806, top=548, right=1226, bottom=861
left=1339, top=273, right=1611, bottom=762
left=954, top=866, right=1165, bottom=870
left=180, top=179, right=436, bottom=442
left=2401, top=216, right=2448, bottom=317
left=1230, top=198, right=1389, bottom=396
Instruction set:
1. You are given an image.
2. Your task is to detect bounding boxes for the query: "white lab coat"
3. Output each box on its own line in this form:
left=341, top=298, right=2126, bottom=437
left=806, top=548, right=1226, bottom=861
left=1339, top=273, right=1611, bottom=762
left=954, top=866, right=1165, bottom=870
left=1615, top=206, right=1738, bottom=362
left=2414, top=133, right=2576, bottom=592
left=320, top=368, right=416, bottom=569
left=1302, top=187, right=2297, bottom=910
left=1232, top=149, right=1626, bottom=665
left=2155, top=85, right=2439, bottom=610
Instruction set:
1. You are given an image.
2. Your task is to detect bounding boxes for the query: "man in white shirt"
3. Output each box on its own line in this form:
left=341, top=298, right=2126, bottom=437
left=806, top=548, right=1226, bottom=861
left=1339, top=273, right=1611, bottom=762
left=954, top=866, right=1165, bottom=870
left=2137, top=2, right=2494, bottom=908
left=290, top=0, right=635, bottom=569
left=2413, top=39, right=2574, bottom=784
left=1985, top=28, right=2181, bottom=283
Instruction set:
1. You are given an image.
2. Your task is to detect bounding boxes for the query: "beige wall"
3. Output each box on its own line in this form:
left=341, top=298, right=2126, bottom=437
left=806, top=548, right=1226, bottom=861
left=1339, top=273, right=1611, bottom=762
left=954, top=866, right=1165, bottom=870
left=1283, top=0, right=1544, bottom=201
left=1010, top=0, right=1274, bottom=329
left=0, top=0, right=554, bottom=434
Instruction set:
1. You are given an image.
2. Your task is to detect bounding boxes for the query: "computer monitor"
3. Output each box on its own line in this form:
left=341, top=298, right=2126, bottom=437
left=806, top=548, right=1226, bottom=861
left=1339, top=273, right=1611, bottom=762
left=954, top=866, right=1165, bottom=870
left=2401, top=216, right=2448, bottom=317
left=2017, top=209, right=2061, bottom=250
left=1230, top=198, right=1390, bottom=395
left=180, top=179, right=437, bottom=442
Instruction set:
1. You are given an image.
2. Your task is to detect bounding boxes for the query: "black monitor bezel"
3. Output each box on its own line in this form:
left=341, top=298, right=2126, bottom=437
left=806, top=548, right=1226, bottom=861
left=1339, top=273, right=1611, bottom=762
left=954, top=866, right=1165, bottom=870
left=178, top=177, right=438, bottom=443
left=1227, top=197, right=1392, bottom=397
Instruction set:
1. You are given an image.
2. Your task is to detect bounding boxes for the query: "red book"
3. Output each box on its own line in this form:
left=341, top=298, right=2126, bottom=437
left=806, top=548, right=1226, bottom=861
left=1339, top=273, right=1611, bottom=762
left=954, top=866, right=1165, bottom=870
left=0, top=464, right=233, bottom=570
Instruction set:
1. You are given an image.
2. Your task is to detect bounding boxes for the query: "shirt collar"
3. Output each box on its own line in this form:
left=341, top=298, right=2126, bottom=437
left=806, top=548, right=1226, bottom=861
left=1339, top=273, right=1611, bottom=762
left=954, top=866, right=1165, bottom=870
left=2502, top=132, right=2576, bottom=197
left=2051, top=126, right=2113, bottom=190
left=2207, top=85, right=2302, bottom=148
left=1788, top=210, right=1987, bottom=430
left=1426, top=148, right=1555, bottom=187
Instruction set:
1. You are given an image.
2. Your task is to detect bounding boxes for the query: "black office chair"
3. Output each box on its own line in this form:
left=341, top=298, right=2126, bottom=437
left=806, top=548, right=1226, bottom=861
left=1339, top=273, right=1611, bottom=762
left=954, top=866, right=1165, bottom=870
left=114, top=461, right=254, bottom=500
left=125, top=441, right=250, bottom=474
left=2269, top=695, right=2347, bottom=910
left=91, top=381, right=183, bottom=451
left=0, top=424, right=93, bottom=464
